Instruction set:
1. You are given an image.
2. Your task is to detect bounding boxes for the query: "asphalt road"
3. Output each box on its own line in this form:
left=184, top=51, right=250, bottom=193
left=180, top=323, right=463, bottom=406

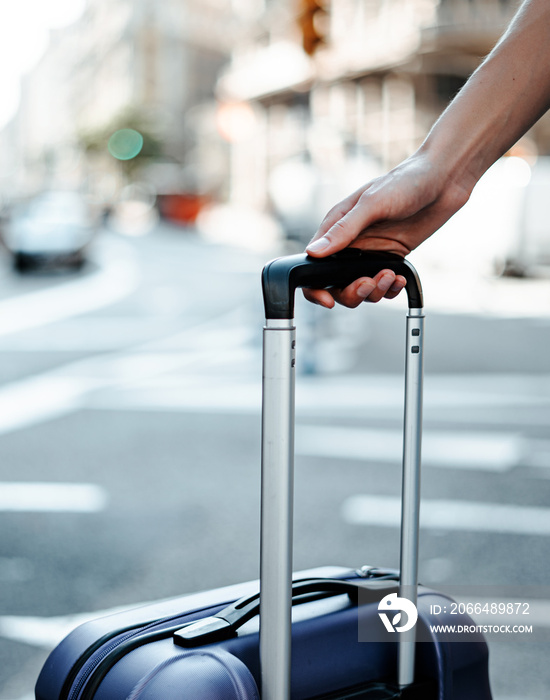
left=0, top=222, right=549, bottom=699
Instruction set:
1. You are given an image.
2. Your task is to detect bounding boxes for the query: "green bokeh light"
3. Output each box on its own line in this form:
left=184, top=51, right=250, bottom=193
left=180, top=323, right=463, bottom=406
left=108, top=129, right=144, bottom=161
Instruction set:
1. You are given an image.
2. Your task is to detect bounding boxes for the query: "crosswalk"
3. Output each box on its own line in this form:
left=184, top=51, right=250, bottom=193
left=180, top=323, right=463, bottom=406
left=1, top=318, right=550, bottom=478
left=296, top=425, right=523, bottom=472
left=1, top=234, right=550, bottom=700
left=0, top=237, right=140, bottom=338
left=342, top=494, right=550, bottom=536
left=0, top=483, right=107, bottom=513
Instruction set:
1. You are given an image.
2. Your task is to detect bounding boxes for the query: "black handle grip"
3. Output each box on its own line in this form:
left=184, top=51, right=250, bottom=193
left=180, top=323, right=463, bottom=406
left=174, top=577, right=399, bottom=648
left=262, top=249, right=423, bottom=320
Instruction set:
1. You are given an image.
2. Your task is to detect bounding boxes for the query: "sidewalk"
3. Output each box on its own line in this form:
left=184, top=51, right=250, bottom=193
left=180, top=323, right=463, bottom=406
left=416, top=263, right=550, bottom=319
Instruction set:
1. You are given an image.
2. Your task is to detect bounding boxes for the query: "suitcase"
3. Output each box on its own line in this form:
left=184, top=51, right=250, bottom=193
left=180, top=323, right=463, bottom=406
left=35, top=250, right=493, bottom=700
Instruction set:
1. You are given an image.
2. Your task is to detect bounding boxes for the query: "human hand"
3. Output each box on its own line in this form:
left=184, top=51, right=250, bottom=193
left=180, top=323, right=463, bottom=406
left=303, top=151, right=470, bottom=307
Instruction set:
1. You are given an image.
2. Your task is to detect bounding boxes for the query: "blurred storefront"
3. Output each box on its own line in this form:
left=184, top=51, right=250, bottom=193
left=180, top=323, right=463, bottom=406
left=0, top=0, right=239, bottom=214
left=216, top=0, right=550, bottom=244
left=4, top=0, right=550, bottom=254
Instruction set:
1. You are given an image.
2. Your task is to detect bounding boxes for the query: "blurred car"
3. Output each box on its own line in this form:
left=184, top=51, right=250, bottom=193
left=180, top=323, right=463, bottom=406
left=503, top=156, right=550, bottom=276
left=2, top=191, right=98, bottom=273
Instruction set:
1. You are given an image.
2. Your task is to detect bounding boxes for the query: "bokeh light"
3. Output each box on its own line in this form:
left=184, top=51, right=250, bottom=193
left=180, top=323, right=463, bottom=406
left=108, top=129, right=144, bottom=161
left=215, top=102, right=257, bottom=143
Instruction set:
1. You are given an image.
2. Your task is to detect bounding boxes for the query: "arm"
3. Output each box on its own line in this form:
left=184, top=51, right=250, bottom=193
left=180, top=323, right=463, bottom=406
left=305, top=0, right=550, bottom=308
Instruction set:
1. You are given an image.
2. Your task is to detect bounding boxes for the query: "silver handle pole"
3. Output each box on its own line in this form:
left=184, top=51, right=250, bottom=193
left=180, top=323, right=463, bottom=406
left=260, top=318, right=296, bottom=700
left=398, top=308, right=425, bottom=687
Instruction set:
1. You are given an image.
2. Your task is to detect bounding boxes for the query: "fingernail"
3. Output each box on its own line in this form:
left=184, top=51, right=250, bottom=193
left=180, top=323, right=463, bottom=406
left=307, top=237, right=330, bottom=253
left=389, top=281, right=403, bottom=294
left=378, top=274, right=394, bottom=293
left=357, top=281, right=375, bottom=298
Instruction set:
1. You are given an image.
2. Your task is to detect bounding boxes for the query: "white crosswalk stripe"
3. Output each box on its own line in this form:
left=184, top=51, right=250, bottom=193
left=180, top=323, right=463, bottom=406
left=296, top=425, right=524, bottom=472
left=0, top=483, right=107, bottom=513
left=342, top=494, right=550, bottom=536
left=0, top=238, right=139, bottom=338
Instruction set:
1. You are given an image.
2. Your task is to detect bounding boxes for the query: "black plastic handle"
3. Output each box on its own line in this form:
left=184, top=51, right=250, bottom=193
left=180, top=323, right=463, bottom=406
left=261, top=249, right=423, bottom=320
left=174, top=577, right=399, bottom=648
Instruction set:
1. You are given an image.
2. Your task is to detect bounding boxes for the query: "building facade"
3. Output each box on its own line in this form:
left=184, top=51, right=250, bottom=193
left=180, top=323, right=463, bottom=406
left=216, top=0, right=545, bottom=236
left=3, top=0, right=238, bottom=199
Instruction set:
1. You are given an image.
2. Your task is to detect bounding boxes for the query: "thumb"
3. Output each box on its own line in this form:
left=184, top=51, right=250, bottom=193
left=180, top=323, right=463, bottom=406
left=306, top=221, right=359, bottom=257
left=306, top=196, right=380, bottom=257
left=306, top=234, right=334, bottom=256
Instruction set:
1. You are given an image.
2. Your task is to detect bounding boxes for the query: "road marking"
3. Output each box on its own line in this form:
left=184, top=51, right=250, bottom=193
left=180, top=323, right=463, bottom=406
left=0, top=317, right=181, bottom=352
left=294, top=373, right=550, bottom=410
left=0, top=608, right=123, bottom=649
left=0, top=375, right=96, bottom=434
left=0, top=566, right=343, bottom=650
left=296, top=425, right=522, bottom=472
left=0, top=349, right=230, bottom=436
left=0, top=237, right=139, bottom=338
left=0, top=346, right=256, bottom=434
left=90, top=373, right=550, bottom=426
left=0, top=483, right=107, bottom=512
left=0, top=308, right=255, bottom=435
left=342, top=495, right=550, bottom=536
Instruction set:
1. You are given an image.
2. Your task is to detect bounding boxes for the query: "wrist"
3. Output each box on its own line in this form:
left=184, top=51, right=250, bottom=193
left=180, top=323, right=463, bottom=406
left=415, top=129, right=483, bottom=212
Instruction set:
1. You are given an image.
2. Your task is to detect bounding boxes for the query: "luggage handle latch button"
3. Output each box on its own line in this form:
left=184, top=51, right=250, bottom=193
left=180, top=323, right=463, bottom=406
left=174, top=616, right=236, bottom=648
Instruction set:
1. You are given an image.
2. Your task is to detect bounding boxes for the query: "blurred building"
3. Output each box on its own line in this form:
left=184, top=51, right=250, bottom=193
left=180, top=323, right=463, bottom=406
left=5, top=0, right=549, bottom=243
left=2, top=0, right=239, bottom=201
left=216, top=0, right=548, bottom=236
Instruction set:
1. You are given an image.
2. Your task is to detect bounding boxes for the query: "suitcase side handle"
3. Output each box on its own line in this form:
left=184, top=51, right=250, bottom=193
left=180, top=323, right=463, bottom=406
left=262, top=250, right=423, bottom=320
left=173, top=577, right=399, bottom=648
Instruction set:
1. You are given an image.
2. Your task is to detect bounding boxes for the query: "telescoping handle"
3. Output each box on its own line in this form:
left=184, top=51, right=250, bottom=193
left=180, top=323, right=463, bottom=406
left=260, top=251, right=425, bottom=700
left=261, top=249, right=423, bottom=320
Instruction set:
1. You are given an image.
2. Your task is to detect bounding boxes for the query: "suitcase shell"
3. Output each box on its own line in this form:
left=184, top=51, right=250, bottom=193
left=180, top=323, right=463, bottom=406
left=36, top=567, right=491, bottom=700
left=35, top=252, right=492, bottom=700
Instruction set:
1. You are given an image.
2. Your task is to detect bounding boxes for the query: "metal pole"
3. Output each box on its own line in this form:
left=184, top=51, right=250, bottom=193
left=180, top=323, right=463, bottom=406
left=260, top=318, right=296, bottom=700
left=398, top=308, right=424, bottom=687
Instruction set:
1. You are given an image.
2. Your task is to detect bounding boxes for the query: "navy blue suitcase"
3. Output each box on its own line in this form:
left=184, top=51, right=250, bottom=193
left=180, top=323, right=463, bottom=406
left=35, top=566, right=491, bottom=700
left=35, top=252, right=493, bottom=700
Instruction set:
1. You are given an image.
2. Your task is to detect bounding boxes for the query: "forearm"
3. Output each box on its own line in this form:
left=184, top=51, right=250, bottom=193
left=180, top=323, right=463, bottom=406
left=421, top=0, right=550, bottom=195
left=304, top=0, right=550, bottom=307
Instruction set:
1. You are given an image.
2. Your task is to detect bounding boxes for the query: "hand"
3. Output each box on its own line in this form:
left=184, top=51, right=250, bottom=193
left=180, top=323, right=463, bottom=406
left=303, top=151, right=470, bottom=307
left=303, top=267, right=407, bottom=309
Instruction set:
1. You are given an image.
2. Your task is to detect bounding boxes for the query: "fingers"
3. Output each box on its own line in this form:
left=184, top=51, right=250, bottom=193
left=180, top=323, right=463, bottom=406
left=332, top=271, right=406, bottom=306
left=302, top=272, right=407, bottom=309
left=302, top=288, right=336, bottom=309
left=383, top=277, right=407, bottom=300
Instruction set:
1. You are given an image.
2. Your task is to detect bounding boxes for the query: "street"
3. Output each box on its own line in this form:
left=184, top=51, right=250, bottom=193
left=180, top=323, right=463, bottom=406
left=0, top=222, right=550, bottom=699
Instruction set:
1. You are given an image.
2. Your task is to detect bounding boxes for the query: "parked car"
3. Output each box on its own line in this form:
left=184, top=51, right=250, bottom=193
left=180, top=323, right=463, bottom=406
left=2, top=191, right=98, bottom=273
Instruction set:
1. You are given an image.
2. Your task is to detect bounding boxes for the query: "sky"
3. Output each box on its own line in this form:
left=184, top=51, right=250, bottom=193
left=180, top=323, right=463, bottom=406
left=0, top=0, right=86, bottom=129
